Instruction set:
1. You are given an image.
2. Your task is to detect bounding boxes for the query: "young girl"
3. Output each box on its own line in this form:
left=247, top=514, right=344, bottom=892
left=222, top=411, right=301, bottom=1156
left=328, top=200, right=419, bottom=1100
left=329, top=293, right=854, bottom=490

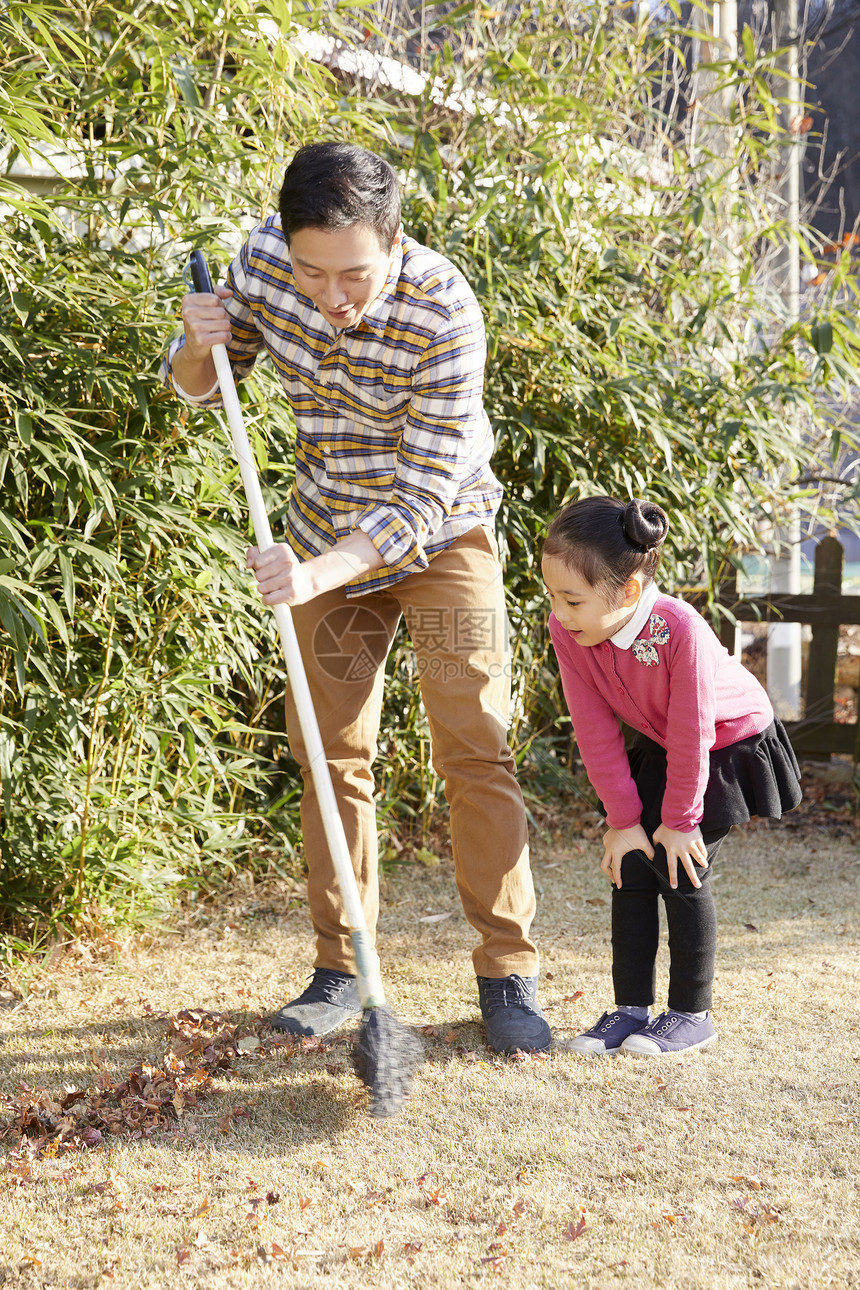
left=543, top=495, right=802, bottom=1056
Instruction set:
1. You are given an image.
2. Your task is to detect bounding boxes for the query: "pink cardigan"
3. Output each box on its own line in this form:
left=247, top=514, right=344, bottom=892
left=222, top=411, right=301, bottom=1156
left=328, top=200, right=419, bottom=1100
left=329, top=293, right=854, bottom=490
left=548, top=593, right=774, bottom=832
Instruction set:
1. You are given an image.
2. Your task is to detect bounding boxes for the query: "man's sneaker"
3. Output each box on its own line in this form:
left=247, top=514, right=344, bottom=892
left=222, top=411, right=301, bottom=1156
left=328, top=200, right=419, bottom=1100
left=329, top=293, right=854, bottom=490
left=477, top=975, right=551, bottom=1055
left=621, top=1010, right=717, bottom=1055
left=566, top=1009, right=650, bottom=1056
left=269, top=968, right=362, bottom=1036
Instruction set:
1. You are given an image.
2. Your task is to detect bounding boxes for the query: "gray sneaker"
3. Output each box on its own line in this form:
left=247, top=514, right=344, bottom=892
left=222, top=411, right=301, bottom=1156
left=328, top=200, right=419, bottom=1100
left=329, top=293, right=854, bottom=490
left=621, top=1010, right=717, bottom=1055
left=477, top=975, right=551, bottom=1055
left=269, top=968, right=362, bottom=1036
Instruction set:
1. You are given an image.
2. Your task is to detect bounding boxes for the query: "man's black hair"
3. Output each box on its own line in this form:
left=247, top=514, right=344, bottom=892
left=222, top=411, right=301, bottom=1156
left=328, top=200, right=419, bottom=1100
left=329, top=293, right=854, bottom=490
left=278, top=142, right=401, bottom=250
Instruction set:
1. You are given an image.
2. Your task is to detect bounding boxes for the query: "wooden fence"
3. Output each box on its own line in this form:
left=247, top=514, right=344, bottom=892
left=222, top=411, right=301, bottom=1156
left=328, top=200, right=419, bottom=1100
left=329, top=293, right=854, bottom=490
left=708, top=536, right=860, bottom=758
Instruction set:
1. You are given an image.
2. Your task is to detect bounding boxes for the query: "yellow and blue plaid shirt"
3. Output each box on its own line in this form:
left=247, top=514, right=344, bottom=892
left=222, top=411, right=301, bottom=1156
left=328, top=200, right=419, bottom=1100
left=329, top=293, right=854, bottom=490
left=162, top=217, right=502, bottom=596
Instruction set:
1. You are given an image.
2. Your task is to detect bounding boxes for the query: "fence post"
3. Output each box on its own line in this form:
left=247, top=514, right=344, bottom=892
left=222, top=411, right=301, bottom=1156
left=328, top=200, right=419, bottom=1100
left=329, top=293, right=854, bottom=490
left=804, top=536, right=844, bottom=735
left=718, top=563, right=740, bottom=655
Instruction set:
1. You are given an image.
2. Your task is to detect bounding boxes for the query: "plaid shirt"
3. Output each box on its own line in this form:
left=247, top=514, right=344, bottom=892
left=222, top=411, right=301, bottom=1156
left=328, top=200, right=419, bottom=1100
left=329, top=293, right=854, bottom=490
left=162, top=217, right=502, bottom=596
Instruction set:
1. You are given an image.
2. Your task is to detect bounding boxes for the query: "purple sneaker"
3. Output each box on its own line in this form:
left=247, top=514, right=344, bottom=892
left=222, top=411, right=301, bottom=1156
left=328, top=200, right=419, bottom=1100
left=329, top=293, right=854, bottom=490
left=567, top=1009, right=650, bottom=1056
left=621, top=1010, right=717, bottom=1055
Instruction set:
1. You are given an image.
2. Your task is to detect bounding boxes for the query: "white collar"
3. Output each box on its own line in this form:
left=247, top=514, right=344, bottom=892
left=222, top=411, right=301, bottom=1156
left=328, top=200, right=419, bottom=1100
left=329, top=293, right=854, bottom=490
left=610, top=582, right=661, bottom=651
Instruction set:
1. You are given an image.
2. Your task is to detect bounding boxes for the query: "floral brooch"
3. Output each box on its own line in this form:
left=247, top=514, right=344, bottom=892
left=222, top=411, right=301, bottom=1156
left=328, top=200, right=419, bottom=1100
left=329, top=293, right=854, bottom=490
left=632, top=614, right=670, bottom=667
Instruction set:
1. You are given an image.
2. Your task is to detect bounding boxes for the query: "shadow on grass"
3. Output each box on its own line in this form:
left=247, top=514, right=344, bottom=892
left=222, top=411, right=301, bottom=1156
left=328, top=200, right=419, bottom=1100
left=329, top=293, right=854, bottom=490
left=0, top=1005, right=550, bottom=1159
left=0, top=1008, right=448, bottom=1154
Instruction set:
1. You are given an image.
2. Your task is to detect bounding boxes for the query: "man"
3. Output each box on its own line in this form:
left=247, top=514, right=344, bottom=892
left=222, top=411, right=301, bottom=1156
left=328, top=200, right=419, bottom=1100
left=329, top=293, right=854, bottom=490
left=162, top=141, right=549, bottom=1055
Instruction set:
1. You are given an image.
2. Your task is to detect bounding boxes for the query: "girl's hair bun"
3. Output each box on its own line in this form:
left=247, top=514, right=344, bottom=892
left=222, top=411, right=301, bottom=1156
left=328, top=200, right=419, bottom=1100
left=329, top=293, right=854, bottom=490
left=622, top=499, right=669, bottom=553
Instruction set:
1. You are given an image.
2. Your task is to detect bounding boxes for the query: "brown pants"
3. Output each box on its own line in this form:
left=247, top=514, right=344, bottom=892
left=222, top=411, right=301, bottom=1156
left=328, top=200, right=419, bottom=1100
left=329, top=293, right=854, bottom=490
left=284, top=526, right=538, bottom=979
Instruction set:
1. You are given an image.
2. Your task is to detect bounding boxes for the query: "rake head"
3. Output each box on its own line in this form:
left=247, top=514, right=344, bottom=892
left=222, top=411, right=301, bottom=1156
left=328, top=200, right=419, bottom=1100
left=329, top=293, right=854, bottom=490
left=352, top=1007, right=423, bottom=1118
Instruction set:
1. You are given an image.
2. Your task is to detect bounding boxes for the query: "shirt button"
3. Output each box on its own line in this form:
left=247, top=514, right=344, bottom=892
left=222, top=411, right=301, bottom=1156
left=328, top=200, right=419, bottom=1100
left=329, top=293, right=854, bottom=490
left=617, top=687, right=624, bottom=696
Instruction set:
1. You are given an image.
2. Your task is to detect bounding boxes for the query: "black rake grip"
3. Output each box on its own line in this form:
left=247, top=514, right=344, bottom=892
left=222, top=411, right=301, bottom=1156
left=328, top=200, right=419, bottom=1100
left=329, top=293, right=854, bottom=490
left=189, top=249, right=214, bottom=295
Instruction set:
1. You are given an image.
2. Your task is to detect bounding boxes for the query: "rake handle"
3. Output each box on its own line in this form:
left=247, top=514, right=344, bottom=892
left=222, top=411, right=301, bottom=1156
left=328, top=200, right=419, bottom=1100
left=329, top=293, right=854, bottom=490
left=188, top=251, right=384, bottom=1008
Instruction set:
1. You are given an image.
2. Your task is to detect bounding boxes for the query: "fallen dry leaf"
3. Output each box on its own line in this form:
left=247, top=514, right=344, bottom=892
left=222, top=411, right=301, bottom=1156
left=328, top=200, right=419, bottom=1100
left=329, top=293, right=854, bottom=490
left=347, top=1245, right=380, bottom=1261
left=652, top=1210, right=690, bottom=1227
left=563, top=1217, right=586, bottom=1241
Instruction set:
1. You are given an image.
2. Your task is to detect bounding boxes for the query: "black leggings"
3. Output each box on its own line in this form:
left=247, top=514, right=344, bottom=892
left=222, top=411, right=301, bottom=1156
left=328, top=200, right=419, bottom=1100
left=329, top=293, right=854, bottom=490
left=611, top=828, right=731, bottom=1013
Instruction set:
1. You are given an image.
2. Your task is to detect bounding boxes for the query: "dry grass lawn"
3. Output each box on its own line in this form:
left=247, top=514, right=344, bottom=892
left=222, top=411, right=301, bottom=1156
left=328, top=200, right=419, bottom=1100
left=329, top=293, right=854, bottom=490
left=1, top=812, right=858, bottom=1288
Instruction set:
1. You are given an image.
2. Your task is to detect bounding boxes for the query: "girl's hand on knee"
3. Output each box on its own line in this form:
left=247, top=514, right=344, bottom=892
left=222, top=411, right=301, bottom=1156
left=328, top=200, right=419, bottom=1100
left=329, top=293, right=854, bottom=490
left=600, top=824, right=654, bottom=889
left=652, top=823, right=708, bottom=889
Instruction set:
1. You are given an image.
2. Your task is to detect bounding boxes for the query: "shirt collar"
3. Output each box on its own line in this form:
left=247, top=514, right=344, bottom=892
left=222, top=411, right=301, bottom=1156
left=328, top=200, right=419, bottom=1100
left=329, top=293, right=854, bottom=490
left=610, top=582, right=661, bottom=651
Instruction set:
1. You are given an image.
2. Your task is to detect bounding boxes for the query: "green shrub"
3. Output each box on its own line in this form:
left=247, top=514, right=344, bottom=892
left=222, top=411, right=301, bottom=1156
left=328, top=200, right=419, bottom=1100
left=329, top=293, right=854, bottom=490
left=1, top=0, right=857, bottom=937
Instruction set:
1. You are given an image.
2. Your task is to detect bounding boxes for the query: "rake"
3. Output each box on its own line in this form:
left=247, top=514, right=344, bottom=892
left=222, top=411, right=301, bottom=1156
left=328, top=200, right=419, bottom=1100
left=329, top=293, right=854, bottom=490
left=188, top=251, right=422, bottom=1117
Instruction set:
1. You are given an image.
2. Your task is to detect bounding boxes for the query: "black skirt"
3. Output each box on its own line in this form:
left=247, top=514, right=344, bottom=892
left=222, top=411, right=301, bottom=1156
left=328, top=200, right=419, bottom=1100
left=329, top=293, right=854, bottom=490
left=626, top=720, right=803, bottom=835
